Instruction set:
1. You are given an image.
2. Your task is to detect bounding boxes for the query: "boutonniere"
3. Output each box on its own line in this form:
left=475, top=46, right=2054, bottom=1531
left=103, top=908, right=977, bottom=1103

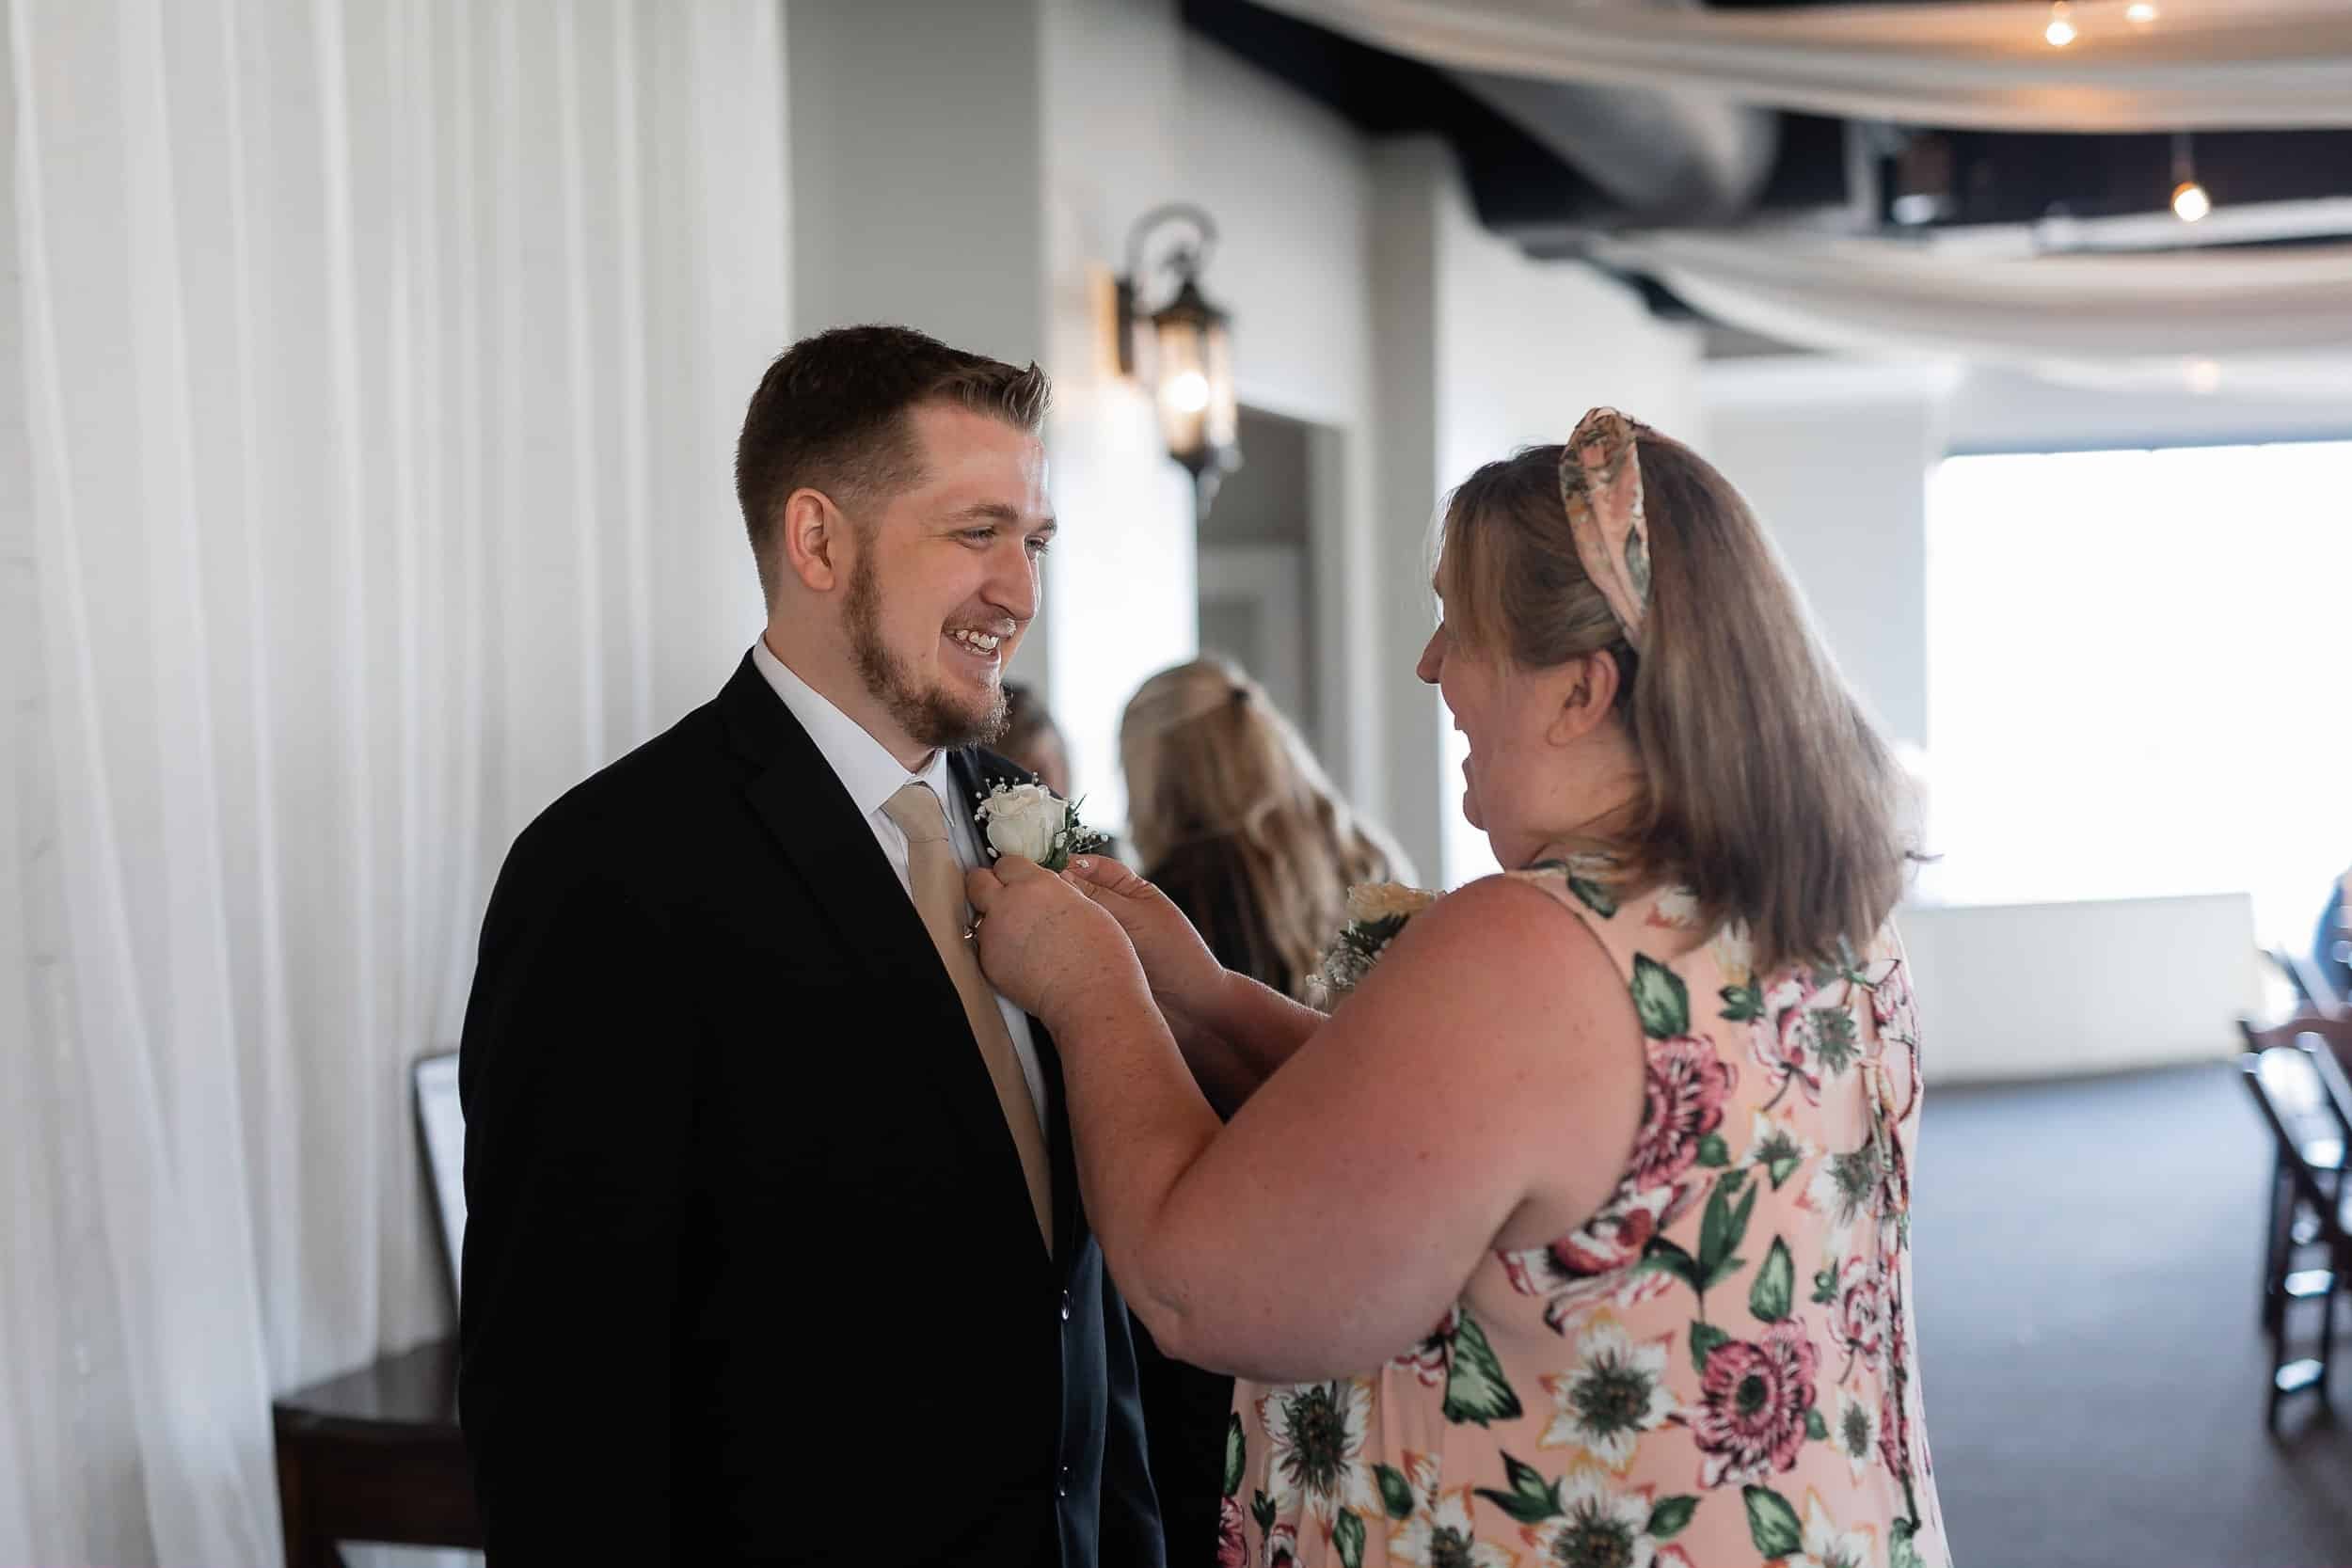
left=1313, top=880, right=1441, bottom=1009
left=973, top=780, right=1108, bottom=873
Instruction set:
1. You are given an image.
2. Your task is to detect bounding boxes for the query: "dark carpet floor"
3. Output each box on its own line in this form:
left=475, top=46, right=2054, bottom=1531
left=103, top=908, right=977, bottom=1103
left=1912, top=1063, right=2352, bottom=1568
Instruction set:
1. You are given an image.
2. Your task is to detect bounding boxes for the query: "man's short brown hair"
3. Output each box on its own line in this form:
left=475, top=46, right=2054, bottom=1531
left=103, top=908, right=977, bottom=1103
left=735, top=325, right=1051, bottom=603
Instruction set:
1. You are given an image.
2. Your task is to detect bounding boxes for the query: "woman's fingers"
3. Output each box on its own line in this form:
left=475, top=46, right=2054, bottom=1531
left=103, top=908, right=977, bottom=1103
left=967, top=852, right=1064, bottom=913
left=963, top=863, right=1008, bottom=911
left=1064, top=854, right=1138, bottom=892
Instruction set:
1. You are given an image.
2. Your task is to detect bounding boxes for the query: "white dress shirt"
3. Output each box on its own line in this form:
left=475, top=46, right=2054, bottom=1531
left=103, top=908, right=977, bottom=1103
left=751, top=638, right=1048, bottom=1123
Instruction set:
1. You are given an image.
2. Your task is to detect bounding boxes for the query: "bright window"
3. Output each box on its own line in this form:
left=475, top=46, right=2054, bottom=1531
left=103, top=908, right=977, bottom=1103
left=1924, top=441, right=2352, bottom=942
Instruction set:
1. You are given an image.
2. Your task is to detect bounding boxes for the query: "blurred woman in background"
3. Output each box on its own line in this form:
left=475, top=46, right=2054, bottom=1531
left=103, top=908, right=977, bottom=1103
left=1114, top=655, right=1406, bottom=1563
left=1120, top=656, right=1406, bottom=1004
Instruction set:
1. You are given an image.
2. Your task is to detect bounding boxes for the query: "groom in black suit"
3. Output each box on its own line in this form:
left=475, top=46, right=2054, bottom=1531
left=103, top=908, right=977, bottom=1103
left=457, top=325, right=1163, bottom=1566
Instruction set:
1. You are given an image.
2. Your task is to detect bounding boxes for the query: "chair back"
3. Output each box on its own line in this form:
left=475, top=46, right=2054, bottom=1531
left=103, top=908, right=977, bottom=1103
left=412, top=1051, right=466, bottom=1308
left=2240, top=1043, right=2352, bottom=1241
left=2240, top=1019, right=2350, bottom=1172
left=2265, top=946, right=2346, bottom=1020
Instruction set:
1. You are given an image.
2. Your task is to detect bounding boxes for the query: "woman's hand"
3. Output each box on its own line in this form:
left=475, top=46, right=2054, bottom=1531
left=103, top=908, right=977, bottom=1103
left=1060, top=855, right=1229, bottom=1022
left=965, top=855, right=1137, bottom=1025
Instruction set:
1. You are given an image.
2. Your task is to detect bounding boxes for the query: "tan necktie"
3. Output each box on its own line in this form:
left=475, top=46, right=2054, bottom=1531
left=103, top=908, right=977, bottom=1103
left=882, top=781, right=1053, bottom=1254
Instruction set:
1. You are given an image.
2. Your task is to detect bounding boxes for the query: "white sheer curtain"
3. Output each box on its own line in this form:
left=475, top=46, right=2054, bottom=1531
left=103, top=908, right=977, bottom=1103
left=1, top=1, right=786, bottom=1562
left=1255, top=0, right=2352, bottom=131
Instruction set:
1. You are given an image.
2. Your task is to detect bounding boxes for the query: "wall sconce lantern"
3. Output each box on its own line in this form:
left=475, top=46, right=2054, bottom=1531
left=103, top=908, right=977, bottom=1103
left=1117, top=203, right=1239, bottom=515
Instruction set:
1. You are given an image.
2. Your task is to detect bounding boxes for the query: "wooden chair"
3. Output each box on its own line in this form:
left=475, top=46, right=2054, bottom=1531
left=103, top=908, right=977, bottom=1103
left=272, top=1054, right=481, bottom=1564
left=2238, top=1020, right=2352, bottom=1432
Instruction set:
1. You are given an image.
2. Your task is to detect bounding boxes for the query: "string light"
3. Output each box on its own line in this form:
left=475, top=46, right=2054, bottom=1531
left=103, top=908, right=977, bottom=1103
left=2126, top=3, right=2159, bottom=22
left=2170, top=131, right=2212, bottom=223
left=2045, top=2, right=2077, bottom=47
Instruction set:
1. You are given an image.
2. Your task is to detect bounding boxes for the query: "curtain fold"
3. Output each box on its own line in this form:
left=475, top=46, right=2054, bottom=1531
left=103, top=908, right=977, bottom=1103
left=1254, top=0, right=2352, bottom=131
left=1597, top=230, right=2352, bottom=393
left=4, top=1, right=786, bottom=1561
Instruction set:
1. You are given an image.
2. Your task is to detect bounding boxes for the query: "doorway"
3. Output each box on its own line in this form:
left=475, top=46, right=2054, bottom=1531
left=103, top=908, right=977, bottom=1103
left=1195, top=406, right=1330, bottom=758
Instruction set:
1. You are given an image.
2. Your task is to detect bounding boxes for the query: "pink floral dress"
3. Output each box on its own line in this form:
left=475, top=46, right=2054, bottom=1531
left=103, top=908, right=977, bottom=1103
left=1224, top=860, right=1951, bottom=1568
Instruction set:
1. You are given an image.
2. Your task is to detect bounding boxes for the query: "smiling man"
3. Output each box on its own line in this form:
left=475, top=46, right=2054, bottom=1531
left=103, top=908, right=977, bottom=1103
left=457, top=326, right=1164, bottom=1566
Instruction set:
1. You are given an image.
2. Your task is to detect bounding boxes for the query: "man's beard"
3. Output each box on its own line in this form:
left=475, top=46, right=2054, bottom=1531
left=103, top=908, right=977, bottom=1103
left=845, top=550, right=1009, bottom=752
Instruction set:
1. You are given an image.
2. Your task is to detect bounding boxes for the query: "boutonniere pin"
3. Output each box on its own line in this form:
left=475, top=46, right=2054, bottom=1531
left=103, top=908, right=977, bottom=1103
left=1312, top=880, right=1441, bottom=1009
left=973, top=780, right=1108, bottom=873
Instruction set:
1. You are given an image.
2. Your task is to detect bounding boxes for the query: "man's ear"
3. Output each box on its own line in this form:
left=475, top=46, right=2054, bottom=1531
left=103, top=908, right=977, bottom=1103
left=1545, top=649, right=1624, bottom=746
left=780, top=487, right=850, bottom=594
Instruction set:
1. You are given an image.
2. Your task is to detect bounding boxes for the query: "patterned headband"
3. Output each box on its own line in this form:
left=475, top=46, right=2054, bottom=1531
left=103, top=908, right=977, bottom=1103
left=1558, top=407, right=1650, bottom=650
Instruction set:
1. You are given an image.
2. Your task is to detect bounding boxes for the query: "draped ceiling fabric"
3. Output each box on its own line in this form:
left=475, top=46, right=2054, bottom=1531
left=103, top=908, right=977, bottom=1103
left=1595, top=231, right=2352, bottom=391
left=1250, top=0, right=2352, bottom=131
left=2, top=1, right=786, bottom=1563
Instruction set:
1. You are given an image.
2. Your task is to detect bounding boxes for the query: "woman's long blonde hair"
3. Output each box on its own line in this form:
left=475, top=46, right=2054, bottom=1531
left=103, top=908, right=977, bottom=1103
left=1120, top=657, right=1405, bottom=999
left=1438, top=429, right=1913, bottom=975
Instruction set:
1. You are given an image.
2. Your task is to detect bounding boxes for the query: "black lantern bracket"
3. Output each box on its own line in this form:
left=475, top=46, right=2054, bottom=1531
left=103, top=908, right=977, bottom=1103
left=1115, top=203, right=1219, bottom=376
left=1115, top=202, right=1241, bottom=515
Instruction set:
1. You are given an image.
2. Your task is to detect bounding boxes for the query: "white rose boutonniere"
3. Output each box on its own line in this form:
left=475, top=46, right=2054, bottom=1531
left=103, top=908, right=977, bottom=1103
left=974, top=780, right=1109, bottom=873
left=1312, top=880, right=1441, bottom=1009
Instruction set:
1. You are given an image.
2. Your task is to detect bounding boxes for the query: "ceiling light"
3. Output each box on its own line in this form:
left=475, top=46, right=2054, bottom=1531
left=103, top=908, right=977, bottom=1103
left=2170, top=132, right=2211, bottom=223
left=2126, top=3, right=2158, bottom=22
left=2045, top=3, right=2077, bottom=46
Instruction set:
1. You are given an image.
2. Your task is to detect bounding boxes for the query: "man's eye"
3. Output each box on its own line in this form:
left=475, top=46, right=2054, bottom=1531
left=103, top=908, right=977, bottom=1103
left=1025, top=535, right=1053, bottom=557
left=960, top=529, right=995, bottom=546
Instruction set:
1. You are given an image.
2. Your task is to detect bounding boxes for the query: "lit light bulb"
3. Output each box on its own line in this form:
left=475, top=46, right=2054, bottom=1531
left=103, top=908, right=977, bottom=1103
left=2172, top=180, right=2212, bottom=223
left=2045, top=2, right=2077, bottom=46
left=2126, top=3, right=2158, bottom=22
left=1164, top=370, right=1210, bottom=414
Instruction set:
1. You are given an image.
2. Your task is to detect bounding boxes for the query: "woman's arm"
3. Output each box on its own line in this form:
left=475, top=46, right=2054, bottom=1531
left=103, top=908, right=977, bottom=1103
left=1065, top=856, right=1323, bottom=1113
left=973, top=863, right=1645, bottom=1386
left=1164, top=968, right=1324, bottom=1114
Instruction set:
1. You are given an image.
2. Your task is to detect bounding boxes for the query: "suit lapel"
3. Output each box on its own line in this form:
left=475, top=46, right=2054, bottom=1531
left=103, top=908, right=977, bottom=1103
left=722, top=657, right=1052, bottom=1267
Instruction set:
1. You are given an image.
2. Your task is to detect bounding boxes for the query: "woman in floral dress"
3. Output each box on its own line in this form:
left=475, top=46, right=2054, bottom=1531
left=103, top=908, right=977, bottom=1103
left=970, top=411, right=1951, bottom=1568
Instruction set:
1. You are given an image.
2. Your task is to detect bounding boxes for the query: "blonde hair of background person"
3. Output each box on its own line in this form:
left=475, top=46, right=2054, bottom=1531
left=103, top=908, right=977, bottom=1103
left=1120, top=657, right=1406, bottom=1001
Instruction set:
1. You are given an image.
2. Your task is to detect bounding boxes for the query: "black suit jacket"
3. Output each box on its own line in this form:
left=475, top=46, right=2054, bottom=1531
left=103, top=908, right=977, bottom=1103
left=457, top=652, right=1164, bottom=1567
